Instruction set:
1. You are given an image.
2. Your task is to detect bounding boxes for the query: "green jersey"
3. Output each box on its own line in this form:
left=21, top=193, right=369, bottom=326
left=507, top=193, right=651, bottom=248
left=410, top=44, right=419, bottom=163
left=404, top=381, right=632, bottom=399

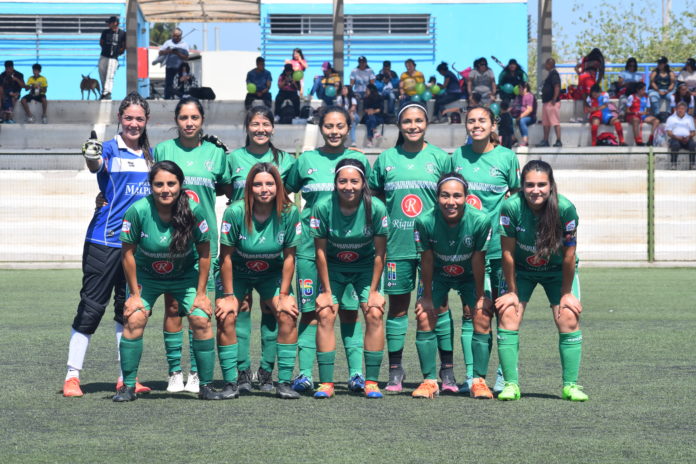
left=310, top=195, right=388, bottom=272
left=154, top=139, right=231, bottom=258
left=120, top=196, right=210, bottom=281
left=415, top=204, right=491, bottom=283
left=368, top=144, right=450, bottom=260
left=219, top=200, right=301, bottom=277
left=285, top=148, right=372, bottom=259
left=227, top=147, right=296, bottom=201
left=499, top=192, right=579, bottom=273
left=449, top=145, right=520, bottom=260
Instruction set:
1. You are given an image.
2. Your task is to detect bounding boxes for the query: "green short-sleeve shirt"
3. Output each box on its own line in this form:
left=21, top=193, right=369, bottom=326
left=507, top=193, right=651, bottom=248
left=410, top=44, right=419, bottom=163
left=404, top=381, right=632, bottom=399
left=227, top=147, right=296, bottom=201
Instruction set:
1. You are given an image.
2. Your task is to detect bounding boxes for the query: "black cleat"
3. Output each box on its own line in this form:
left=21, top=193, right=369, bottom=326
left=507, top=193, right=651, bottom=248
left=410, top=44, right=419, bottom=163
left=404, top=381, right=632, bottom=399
left=238, top=369, right=253, bottom=393
left=113, top=385, right=137, bottom=402
left=276, top=382, right=301, bottom=399
left=198, top=384, right=223, bottom=400
left=385, top=365, right=405, bottom=393
left=220, top=382, right=239, bottom=400
left=439, top=366, right=458, bottom=394
left=256, top=367, right=274, bottom=392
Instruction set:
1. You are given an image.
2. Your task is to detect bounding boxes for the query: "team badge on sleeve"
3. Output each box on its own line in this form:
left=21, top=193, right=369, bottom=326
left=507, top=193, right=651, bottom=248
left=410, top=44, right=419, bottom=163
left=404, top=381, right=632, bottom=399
left=414, top=230, right=420, bottom=242
left=221, top=222, right=231, bottom=234
left=500, top=215, right=510, bottom=226
left=121, top=220, right=131, bottom=233
left=565, top=220, right=576, bottom=231
left=198, top=220, right=209, bottom=233
left=381, top=216, right=388, bottom=228
left=310, top=217, right=320, bottom=229
left=295, top=222, right=302, bottom=235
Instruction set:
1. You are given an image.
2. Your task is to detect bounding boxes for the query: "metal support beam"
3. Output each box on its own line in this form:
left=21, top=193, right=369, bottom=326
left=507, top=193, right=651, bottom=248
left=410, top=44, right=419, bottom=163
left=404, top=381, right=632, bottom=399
left=536, top=0, right=552, bottom=95
left=126, top=0, right=139, bottom=94
left=332, top=0, right=344, bottom=79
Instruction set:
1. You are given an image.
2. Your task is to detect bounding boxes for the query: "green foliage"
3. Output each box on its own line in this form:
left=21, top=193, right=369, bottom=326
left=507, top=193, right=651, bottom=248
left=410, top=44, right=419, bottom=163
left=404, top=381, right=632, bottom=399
left=150, top=23, right=177, bottom=46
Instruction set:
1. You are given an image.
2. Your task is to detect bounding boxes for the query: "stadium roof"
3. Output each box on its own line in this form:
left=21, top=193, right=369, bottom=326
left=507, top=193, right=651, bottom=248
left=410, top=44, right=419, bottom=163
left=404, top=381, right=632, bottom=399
left=138, top=0, right=261, bottom=23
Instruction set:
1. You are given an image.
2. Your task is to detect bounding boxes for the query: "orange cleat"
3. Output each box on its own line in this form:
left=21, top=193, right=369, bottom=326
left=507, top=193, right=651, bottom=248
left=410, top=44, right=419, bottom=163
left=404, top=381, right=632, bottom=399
left=313, top=382, right=335, bottom=399
left=63, top=377, right=83, bottom=397
left=470, top=377, right=493, bottom=399
left=116, top=378, right=151, bottom=394
left=411, top=379, right=439, bottom=399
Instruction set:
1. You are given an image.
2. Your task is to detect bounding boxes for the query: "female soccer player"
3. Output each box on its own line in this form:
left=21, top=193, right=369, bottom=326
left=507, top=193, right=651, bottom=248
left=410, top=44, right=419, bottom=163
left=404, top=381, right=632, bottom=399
left=312, top=159, right=388, bottom=399
left=63, top=92, right=153, bottom=398
left=367, top=103, right=451, bottom=393
left=217, top=163, right=302, bottom=399
left=495, top=160, right=588, bottom=402
left=154, top=97, right=231, bottom=394
left=412, top=173, right=491, bottom=398
left=114, top=160, right=220, bottom=402
left=449, top=106, right=520, bottom=398
left=285, top=106, right=372, bottom=393
left=227, top=106, right=296, bottom=392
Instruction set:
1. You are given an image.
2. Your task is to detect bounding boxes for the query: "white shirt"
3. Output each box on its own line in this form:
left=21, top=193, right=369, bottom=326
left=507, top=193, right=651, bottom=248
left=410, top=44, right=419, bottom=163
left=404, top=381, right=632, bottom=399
left=160, top=39, right=189, bottom=70
left=665, top=113, right=695, bottom=138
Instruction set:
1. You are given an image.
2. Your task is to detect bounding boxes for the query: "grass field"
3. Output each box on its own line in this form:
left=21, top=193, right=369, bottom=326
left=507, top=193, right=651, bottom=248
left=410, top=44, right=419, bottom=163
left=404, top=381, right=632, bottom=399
left=1, top=268, right=695, bottom=463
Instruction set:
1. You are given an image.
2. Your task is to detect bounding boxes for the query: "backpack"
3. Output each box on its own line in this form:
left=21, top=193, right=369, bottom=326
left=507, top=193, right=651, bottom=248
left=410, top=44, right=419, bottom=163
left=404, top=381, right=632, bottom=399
left=299, top=105, right=312, bottom=119
left=596, top=132, right=619, bottom=146
left=278, top=102, right=297, bottom=124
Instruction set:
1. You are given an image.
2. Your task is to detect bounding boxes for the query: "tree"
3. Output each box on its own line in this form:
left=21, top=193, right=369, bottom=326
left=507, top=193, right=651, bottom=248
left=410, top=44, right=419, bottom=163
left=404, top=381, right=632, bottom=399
left=150, top=23, right=177, bottom=46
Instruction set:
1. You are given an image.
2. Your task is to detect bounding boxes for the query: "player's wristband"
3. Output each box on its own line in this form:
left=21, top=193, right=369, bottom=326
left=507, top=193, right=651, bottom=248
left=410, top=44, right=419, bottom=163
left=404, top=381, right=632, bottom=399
left=223, top=292, right=235, bottom=297
left=279, top=291, right=290, bottom=296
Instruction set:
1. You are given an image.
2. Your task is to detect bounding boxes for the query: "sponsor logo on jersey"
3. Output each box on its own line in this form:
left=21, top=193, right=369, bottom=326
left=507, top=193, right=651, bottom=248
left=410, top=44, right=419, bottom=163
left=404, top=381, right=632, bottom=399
left=337, top=251, right=359, bottom=262
left=526, top=255, right=548, bottom=267
left=565, top=220, right=576, bottom=231
left=443, top=264, right=465, bottom=276
left=381, top=216, right=388, bottom=228
left=185, top=190, right=200, bottom=203
left=362, top=226, right=373, bottom=236
left=235, top=167, right=243, bottom=173
left=299, top=279, right=314, bottom=296
left=276, top=232, right=285, bottom=244
left=310, top=217, right=320, bottom=229
left=466, top=194, right=482, bottom=210
left=152, top=260, right=174, bottom=274
left=140, top=231, right=148, bottom=238
left=198, top=220, right=209, bottom=233
left=386, top=166, right=395, bottom=172
left=401, top=194, right=423, bottom=218
left=221, top=222, right=231, bottom=234
left=425, top=163, right=435, bottom=174
left=307, top=168, right=317, bottom=175
left=247, top=260, right=270, bottom=272
left=205, top=160, right=214, bottom=172
left=238, top=233, right=247, bottom=241
left=387, top=262, right=397, bottom=280
left=489, top=166, right=501, bottom=177
left=500, top=215, right=510, bottom=226
left=121, top=220, right=131, bottom=233
left=125, top=182, right=151, bottom=196
left=295, top=222, right=302, bottom=235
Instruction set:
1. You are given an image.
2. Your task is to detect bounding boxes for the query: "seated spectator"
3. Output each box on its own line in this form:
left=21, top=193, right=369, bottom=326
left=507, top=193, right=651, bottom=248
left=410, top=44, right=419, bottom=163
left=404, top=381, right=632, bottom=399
left=665, top=102, right=696, bottom=169
left=310, top=61, right=340, bottom=106
left=498, top=100, right=515, bottom=148
left=433, top=62, right=462, bottom=122
left=649, top=57, right=676, bottom=120
left=245, top=56, right=272, bottom=110
left=361, top=83, right=383, bottom=147
left=284, top=48, right=307, bottom=95
left=468, top=58, right=496, bottom=105
left=174, top=62, right=198, bottom=98
left=399, top=59, right=425, bottom=106
left=275, top=63, right=300, bottom=121
left=512, top=82, right=535, bottom=147
left=336, top=84, right=359, bottom=147
left=20, top=63, right=48, bottom=124
left=625, top=82, right=659, bottom=146
left=586, top=84, right=625, bottom=146
left=0, top=60, right=25, bottom=124
left=671, top=83, right=694, bottom=116
left=677, top=58, right=696, bottom=94
left=616, top=57, right=644, bottom=114
left=537, top=58, right=562, bottom=147
left=375, top=60, right=399, bottom=115
left=498, top=58, right=528, bottom=103
left=350, top=56, right=375, bottom=101
left=573, top=56, right=600, bottom=123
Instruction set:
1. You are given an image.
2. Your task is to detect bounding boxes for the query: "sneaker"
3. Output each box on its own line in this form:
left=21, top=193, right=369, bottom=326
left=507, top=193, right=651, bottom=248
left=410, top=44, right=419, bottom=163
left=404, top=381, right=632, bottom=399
left=291, top=374, right=313, bottom=393
left=562, top=384, right=588, bottom=402
left=364, top=382, right=383, bottom=399
left=439, top=367, right=458, bottom=393
left=26, top=116, right=35, bottom=123
left=220, top=382, right=240, bottom=400
left=113, top=385, right=137, bottom=402
left=553, top=140, right=563, bottom=147
left=116, top=378, right=151, bottom=394
left=535, top=140, right=550, bottom=147
left=493, top=367, right=505, bottom=394
left=62, top=377, right=83, bottom=397
left=470, top=378, right=493, bottom=399
left=348, top=373, right=366, bottom=393
left=385, top=365, right=405, bottom=392
left=198, top=384, right=223, bottom=400
left=41, top=116, right=48, bottom=124
left=313, top=383, right=335, bottom=399
left=184, top=372, right=200, bottom=393
left=635, top=142, right=645, bottom=146
left=498, top=382, right=521, bottom=401
left=167, top=371, right=185, bottom=393
left=101, top=92, right=111, bottom=100
left=366, top=140, right=373, bottom=148
left=5, top=119, right=15, bottom=124
left=256, top=367, right=274, bottom=392
left=458, top=376, right=473, bottom=395
left=276, top=382, right=301, bottom=399
left=238, top=369, right=253, bottom=393
left=412, top=379, right=439, bottom=399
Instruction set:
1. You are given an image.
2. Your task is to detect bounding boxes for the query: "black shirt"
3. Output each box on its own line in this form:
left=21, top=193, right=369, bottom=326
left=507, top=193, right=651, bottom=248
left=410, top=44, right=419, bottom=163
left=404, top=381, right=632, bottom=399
left=0, top=70, right=24, bottom=94
left=541, top=69, right=561, bottom=103
left=100, top=28, right=126, bottom=58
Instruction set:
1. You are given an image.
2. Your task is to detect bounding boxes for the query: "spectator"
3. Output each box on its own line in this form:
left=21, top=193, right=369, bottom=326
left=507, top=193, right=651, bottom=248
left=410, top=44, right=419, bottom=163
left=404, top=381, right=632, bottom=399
left=375, top=60, right=399, bottom=116
left=512, top=82, right=535, bottom=147
left=677, top=58, right=696, bottom=94
left=537, top=58, right=562, bottom=147
left=245, top=56, right=272, bottom=110
left=275, top=64, right=301, bottom=121
left=671, top=83, right=694, bottom=116
left=336, top=84, right=359, bottom=147
left=467, top=58, right=496, bottom=106
left=284, top=48, right=307, bottom=95
left=98, top=16, right=125, bottom=100
left=498, top=58, right=528, bottom=103
left=399, top=59, right=425, bottom=105
left=174, top=62, right=198, bottom=98
left=432, top=62, right=462, bottom=123
left=586, top=84, right=625, bottom=146
left=665, top=102, right=696, bottom=169
left=625, top=82, right=659, bottom=146
left=361, top=83, right=383, bottom=147
left=498, top=100, right=515, bottom=148
left=20, top=63, right=48, bottom=124
left=159, top=27, right=189, bottom=100
left=0, top=60, right=25, bottom=124
left=309, top=61, right=340, bottom=106
left=616, top=57, right=644, bottom=114
left=573, top=51, right=603, bottom=122
left=648, top=57, right=676, bottom=119
left=350, top=56, right=376, bottom=101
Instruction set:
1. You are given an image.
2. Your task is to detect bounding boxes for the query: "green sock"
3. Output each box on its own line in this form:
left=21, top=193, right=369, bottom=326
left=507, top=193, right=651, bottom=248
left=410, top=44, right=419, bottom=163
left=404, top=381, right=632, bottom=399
left=364, top=350, right=383, bottom=382
left=192, top=338, right=216, bottom=386
left=297, top=322, right=317, bottom=378
left=386, top=315, right=408, bottom=354
left=559, top=331, right=583, bottom=386
left=163, top=330, right=183, bottom=374
left=217, top=343, right=238, bottom=383
left=317, top=350, right=336, bottom=383
left=461, top=318, right=474, bottom=378
left=472, top=331, right=492, bottom=378
left=260, top=313, right=278, bottom=372
left=188, top=328, right=197, bottom=373
left=341, top=322, right=364, bottom=376
left=415, top=330, right=437, bottom=380
left=119, top=336, right=143, bottom=388
left=235, top=311, right=251, bottom=371
left=277, top=343, right=297, bottom=383
left=435, top=310, right=454, bottom=352
left=497, top=329, right=519, bottom=384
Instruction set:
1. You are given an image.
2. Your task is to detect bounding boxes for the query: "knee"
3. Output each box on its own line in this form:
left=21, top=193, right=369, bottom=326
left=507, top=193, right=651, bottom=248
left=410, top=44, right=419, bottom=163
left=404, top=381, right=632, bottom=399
left=188, top=315, right=211, bottom=334
left=317, top=308, right=337, bottom=325
left=124, top=312, right=148, bottom=332
left=276, top=311, right=295, bottom=328
left=364, top=308, right=384, bottom=326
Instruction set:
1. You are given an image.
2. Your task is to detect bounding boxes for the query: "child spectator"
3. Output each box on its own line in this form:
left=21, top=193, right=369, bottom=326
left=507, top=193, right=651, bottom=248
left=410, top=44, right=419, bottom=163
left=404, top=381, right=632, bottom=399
left=361, top=83, right=384, bottom=147
left=498, top=100, right=515, bottom=148
left=586, top=84, right=625, bottom=146
left=616, top=58, right=644, bottom=114
left=0, top=60, right=25, bottom=124
left=375, top=60, right=399, bottom=115
left=336, top=84, right=359, bottom=146
left=626, top=82, right=659, bottom=146
left=665, top=102, right=696, bottom=169
left=174, top=62, right=198, bottom=98
left=433, top=62, right=462, bottom=123
left=20, top=63, right=48, bottom=124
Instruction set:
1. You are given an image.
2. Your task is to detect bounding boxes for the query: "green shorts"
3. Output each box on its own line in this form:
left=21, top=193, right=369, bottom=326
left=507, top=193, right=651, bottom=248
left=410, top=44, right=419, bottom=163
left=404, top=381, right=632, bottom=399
left=383, top=259, right=420, bottom=295
left=431, top=278, right=477, bottom=310
left=296, top=257, right=359, bottom=312
left=130, top=276, right=208, bottom=318
left=329, top=269, right=382, bottom=307
left=500, top=268, right=581, bottom=306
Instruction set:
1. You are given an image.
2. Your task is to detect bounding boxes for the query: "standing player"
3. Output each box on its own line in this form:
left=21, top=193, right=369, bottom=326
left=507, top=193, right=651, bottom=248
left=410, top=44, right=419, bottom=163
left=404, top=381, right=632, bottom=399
left=412, top=173, right=491, bottom=398
left=217, top=163, right=302, bottom=399
left=312, top=159, right=388, bottom=399
left=495, top=160, right=588, bottom=402
left=285, top=106, right=372, bottom=393
left=450, top=106, right=520, bottom=398
left=63, top=92, right=153, bottom=398
left=368, top=103, right=451, bottom=393
left=114, top=161, right=220, bottom=401
left=154, top=97, right=231, bottom=394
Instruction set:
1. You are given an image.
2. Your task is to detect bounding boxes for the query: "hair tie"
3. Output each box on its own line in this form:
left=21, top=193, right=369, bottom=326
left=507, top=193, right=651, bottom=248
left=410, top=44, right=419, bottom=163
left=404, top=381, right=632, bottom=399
left=336, top=164, right=365, bottom=177
left=437, top=176, right=467, bottom=188
left=398, top=103, right=429, bottom=122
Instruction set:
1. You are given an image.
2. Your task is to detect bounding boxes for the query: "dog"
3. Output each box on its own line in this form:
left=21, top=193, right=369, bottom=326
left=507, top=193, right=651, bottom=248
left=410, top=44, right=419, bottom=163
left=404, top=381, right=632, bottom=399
left=80, top=75, right=101, bottom=100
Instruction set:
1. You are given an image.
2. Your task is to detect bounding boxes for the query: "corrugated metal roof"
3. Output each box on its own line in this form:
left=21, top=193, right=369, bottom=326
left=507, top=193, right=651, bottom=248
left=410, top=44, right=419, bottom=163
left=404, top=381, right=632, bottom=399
left=138, top=0, right=260, bottom=23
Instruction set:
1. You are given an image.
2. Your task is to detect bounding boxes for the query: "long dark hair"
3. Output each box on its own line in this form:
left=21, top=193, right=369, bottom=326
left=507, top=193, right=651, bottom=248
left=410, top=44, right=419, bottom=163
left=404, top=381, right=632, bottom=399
left=395, top=103, right=428, bottom=147
left=654, top=56, right=671, bottom=74
left=583, top=48, right=605, bottom=83
left=318, top=105, right=351, bottom=130
left=118, top=92, right=153, bottom=166
left=244, top=106, right=281, bottom=165
left=466, top=106, right=500, bottom=147
left=684, top=58, right=696, bottom=73
left=174, top=97, right=205, bottom=139
left=521, top=160, right=561, bottom=259
left=334, top=158, right=372, bottom=224
left=243, top=162, right=291, bottom=231
left=148, top=161, right=196, bottom=255
left=625, top=57, right=638, bottom=71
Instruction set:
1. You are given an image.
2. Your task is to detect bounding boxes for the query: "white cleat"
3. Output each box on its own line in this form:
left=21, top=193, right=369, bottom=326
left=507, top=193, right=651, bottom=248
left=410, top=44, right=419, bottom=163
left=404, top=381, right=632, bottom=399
left=184, top=372, right=200, bottom=393
left=167, top=371, right=185, bottom=393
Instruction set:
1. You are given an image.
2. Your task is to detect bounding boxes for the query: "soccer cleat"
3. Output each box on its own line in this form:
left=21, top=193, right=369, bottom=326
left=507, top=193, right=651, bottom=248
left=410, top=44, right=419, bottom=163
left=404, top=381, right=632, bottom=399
left=198, top=384, right=223, bottom=400
left=256, top=367, right=274, bottom=392
left=385, top=365, right=405, bottom=392
left=220, top=382, right=240, bottom=400
left=412, top=379, right=439, bottom=399
left=184, top=372, right=200, bottom=393
left=562, top=384, right=589, bottom=402
left=458, top=376, right=473, bottom=395
left=238, top=369, right=253, bottom=393
left=113, top=385, right=137, bottom=402
left=62, top=377, right=83, bottom=397
left=493, top=367, right=506, bottom=394
left=498, top=382, right=521, bottom=401
left=439, top=367, right=458, bottom=393
left=313, top=383, right=335, bottom=399
left=347, top=373, right=366, bottom=393
left=364, top=382, right=383, bottom=399
left=291, top=374, right=313, bottom=393
left=470, top=378, right=493, bottom=399
left=116, top=378, right=151, bottom=394
left=276, top=382, right=301, bottom=399
left=166, top=371, right=185, bottom=393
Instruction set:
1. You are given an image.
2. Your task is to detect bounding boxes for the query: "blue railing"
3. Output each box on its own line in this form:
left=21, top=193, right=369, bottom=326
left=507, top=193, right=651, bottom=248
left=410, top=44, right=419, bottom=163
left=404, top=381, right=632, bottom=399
left=0, top=35, right=125, bottom=69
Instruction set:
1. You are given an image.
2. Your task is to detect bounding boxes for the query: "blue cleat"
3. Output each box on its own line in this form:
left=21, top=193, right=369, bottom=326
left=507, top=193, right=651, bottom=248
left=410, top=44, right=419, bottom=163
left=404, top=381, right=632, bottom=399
left=347, top=374, right=366, bottom=392
left=364, top=383, right=383, bottom=399
left=458, top=376, right=473, bottom=395
left=291, top=374, right=313, bottom=393
left=493, top=367, right=506, bottom=394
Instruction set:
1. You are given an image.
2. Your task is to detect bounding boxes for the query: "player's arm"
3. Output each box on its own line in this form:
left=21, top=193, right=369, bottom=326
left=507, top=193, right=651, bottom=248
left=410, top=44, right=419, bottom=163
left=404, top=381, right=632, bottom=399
left=314, top=237, right=333, bottom=312
left=495, top=236, right=519, bottom=316
left=216, top=244, right=238, bottom=321
left=192, top=241, right=212, bottom=317
left=121, top=243, right=144, bottom=317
